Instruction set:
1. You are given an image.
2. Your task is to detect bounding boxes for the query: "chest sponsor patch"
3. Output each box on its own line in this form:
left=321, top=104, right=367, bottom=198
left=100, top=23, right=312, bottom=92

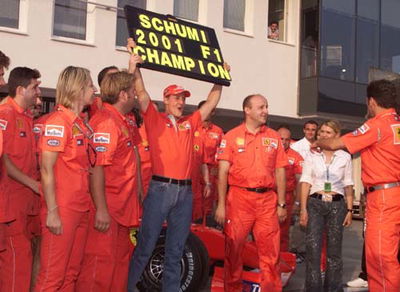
left=194, top=131, right=200, bottom=137
left=0, top=119, right=8, bottom=130
left=391, top=124, right=400, bottom=144
left=219, top=139, right=227, bottom=148
left=93, top=133, right=110, bottom=144
left=288, top=158, right=295, bottom=165
left=178, top=122, right=191, bottom=131
left=209, top=132, right=219, bottom=139
left=47, top=139, right=60, bottom=146
left=95, top=146, right=107, bottom=152
left=45, top=125, right=64, bottom=137
left=262, top=137, right=278, bottom=149
left=72, top=125, right=81, bottom=136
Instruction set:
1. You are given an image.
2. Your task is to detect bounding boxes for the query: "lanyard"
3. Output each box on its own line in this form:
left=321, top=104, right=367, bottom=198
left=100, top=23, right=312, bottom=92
left=324, top=154, right=335, bottom=181
left=73, top=120, right=94, bottom=140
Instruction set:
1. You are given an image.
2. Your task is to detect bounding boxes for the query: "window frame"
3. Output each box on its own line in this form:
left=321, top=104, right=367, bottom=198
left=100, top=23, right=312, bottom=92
left=0, top=0, right=28, bottom=35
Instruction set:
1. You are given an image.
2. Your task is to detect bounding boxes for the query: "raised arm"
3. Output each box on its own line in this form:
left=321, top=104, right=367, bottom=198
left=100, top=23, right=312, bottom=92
left=127, top=38, right=150, bottom=112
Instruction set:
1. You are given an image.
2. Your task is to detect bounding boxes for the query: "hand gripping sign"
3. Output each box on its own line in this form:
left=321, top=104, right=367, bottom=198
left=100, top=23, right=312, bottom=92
left=125, top=6, right=231, bottom=86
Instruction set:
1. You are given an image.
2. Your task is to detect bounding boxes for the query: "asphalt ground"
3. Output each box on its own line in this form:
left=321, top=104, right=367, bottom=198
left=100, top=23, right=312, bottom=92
left=201, top=219, right=368, bottom=292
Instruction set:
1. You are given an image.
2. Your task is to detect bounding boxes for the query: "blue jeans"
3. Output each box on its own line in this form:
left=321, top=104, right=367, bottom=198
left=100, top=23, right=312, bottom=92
left=127, top=179, right=193, bottom=292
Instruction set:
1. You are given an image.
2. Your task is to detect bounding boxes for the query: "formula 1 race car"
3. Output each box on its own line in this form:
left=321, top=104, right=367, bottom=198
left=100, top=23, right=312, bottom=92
left=131, top=219, right=296, bottom=291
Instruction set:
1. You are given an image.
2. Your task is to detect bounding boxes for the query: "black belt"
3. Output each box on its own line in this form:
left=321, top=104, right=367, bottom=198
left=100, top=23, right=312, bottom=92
left=152, top=175, right=192, bottom=186
left=365, top=182, right=400, bottom=193
left=243, top=187, right=271, bottom=194
left=310, top=193, right=343, bottom=201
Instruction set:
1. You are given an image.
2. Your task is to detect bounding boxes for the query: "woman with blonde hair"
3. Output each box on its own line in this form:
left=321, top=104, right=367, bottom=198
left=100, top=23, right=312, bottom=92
left=299, top=120, right=354, bottom=292
left=35, top=66, right=96, bottom=291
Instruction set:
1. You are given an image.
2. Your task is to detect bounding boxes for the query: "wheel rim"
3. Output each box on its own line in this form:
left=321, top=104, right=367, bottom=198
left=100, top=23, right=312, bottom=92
left=146, top=245, right=187, bottom=286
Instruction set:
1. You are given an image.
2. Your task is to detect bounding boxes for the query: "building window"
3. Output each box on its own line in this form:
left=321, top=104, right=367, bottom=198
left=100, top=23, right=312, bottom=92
left=223, top=0, right=245, bottom=31
left=174, top=0, right=199, bottom=22
left=0, top=0, right=20, bottom=29
left=268, top=0, right=286, bottom=41
left=53, top=0, right=87, bottom=40
left=116, top=0, right=146, bottom=47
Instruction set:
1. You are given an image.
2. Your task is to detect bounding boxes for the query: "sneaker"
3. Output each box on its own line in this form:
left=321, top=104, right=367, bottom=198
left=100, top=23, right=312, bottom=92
left=346, top=277, right=368, bottom=288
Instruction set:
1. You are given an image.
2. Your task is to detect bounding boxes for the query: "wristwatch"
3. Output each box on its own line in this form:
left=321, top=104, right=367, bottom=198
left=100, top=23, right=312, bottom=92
left=277, top=203, right=286, bottom=209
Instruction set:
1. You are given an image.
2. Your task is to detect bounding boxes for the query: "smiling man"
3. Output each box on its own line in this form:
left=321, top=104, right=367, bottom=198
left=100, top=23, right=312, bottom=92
left=0, top=67, right=42, bottom=291
left=215, top=94, right=288, bottom=292
left=127, top=38, right=228, bottom=292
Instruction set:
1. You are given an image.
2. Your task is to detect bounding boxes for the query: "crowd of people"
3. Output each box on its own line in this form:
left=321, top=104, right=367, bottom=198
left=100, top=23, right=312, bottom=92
left=0, top=37, right=399, bottom=292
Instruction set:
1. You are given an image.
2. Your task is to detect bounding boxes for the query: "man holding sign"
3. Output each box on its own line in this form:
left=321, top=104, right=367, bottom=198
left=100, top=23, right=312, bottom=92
left=126, top=38, right=229, bottom=292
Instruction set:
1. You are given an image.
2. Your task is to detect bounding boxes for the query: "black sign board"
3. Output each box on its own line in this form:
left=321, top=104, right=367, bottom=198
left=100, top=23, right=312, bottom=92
left=124, top=6, right=231, bottom=86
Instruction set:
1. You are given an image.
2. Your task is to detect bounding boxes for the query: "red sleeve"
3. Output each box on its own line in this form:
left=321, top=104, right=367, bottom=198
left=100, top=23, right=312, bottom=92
left=275, top=137, right=289, bottom=168
left=293, top=150, right=304, bottom=174
left=41, top=114, right=69, bottom=152
left=0, top=130, right=3, bottom=157
left=143, top=100, right=162, bottom=127
left=216, top=134, right=233, bottom=163
left=341, top=120, right=378, bottom=154
left=0, top=107, right=15, bottom=155
left=188, top=110, right=202, bottom=131
left=90, top=116, right=118, bottom=166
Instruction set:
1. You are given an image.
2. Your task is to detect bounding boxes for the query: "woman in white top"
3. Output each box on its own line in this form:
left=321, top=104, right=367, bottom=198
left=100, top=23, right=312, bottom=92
left=299, top=120, right=353, bottom=292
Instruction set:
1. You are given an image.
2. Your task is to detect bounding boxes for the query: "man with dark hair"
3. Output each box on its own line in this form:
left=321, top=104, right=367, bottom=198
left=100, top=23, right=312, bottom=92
left=277, top=125, right=303, bottom=252
left=192, top=100, right=223, bottom=221
left=291, top=119, right=318, bottom=159
left=77, top=68, right=142, bottom=291
left=268, top=21, right=279, bottom=40
left=0, top=67, right=42, bottom=291
left=127, top=38, right=228, bottom=291
left=314, top=79, right=400, bottom=291
left=215, top=94, right=287, bottom=291
left=0, top=50, right=10, bottom=87
left=88, top=66, right=120, bottom=118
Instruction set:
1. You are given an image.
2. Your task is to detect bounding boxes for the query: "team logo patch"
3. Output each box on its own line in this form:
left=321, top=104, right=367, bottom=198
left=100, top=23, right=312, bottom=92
left=194, top=144, right=200, bottom=151
left=122, top=127, right=129, bottom=137
left=45, top=125, right=64, bottom=137
left=0, top=119, right=8, bottom=130
left=16, top=119, right=24, bottom=129
left=72, top=125, right=81, bottom=136
left=93, top=133, right=110, bottom=144
left=19, top=131, right=26, bottom=137
left=95, top=146, right=107, bottom=152
left=357, top=124, right=370, bottom=135
left=236, top=137, right=245, bottom=146
left=209, top=132, right=219, bottom=139
left=391, top=124, right=400, bottom=144
left=33, top=124, right=43, bottom=134
left=262, top=137, right=278, bottom=149
left=220, top=139, right=226, bottom=148
left=47, top=139, right=60, bottom=146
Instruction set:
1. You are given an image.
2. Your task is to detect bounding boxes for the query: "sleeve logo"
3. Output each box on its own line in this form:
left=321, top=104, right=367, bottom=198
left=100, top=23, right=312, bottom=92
left=93, top=133, right=110, bottom=144
left=220, top=139, right=227, bottom=148
left=45, top=125, right=64, bottom=137
left=358, top=124, right=370, bottom=135
left=0, top=119, right=8, bottom=130
left=391, top=124, right=400, bottom=144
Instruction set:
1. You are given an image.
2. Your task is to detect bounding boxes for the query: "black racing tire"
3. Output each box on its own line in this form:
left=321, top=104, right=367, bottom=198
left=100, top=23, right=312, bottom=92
left=137, top=231, right=209, bottom=292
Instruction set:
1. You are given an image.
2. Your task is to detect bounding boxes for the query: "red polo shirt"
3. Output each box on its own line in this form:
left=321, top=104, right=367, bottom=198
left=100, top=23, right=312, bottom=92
left=341, top=108, right=400, bottom=186
left=197, top=122, right=223, bottom=165
left=90, top=103, right=141, bottom=227
left=0, top=97, right=39, bottom=217
left=217, top=124, right=288, bottom=188
left=40, top=105, right=91, bottom=212
left=285, top=148, right=303, bottom=192
left=143, top=102, right=202, bottom=180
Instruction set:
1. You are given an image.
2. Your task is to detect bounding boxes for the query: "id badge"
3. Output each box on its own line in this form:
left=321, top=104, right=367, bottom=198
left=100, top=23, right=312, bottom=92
left=324, top=182, right=332, bottom=192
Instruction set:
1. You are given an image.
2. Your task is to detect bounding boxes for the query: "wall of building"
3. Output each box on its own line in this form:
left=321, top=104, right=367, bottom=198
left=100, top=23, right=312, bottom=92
left=0, top=0, right=301, bottom=120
